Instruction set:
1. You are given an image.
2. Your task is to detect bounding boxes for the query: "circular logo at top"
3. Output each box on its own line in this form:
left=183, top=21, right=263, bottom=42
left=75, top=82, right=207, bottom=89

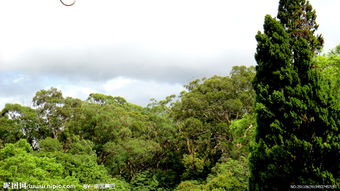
left=60, top=0, right=76, bottom=6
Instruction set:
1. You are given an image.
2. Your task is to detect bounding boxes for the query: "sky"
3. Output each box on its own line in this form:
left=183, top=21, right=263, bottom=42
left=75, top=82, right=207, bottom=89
left=0, top=0, right=339, bottom=109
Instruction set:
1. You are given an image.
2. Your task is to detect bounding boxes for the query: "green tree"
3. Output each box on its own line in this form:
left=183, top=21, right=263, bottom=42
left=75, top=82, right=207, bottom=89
left=229, top=114, right=256, bottom=159
left=0, top=140, right=82, bottom=190
left=315, top=44, right=340, bottom=108
left=0, top=117, right=24, bottom=148
left=102, top=139, right=161, bottom=180
left=175, top=157, right=249, bottom=191
left=129, top=170, right=160, bottom=191
left=171, top=66, right=255, bottom=179
left=249, top=1, right=339, bottom=190
left=175, top=180, right=202, bottom=191
left=0, top=139, right=130, bottom=190
left=277, top=0, right=323, bottom=53
left=0, top=104, right=47, bottom=148
left=203, top=156, right=249, bottom=191
left=33, top=88, right=65, bottom=139
left=39, top=137, right=63, bottom=152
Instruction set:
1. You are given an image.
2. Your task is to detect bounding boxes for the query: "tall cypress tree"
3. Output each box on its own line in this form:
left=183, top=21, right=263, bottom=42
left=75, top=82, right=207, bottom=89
left=249, top=0, right=339, bottom=190
left=277, top=0, right=324, bottom=53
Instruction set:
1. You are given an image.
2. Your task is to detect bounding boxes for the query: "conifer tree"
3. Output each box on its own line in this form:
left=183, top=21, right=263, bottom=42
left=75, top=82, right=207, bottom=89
left=277, top=0, right=323, bottom=53
left=249, top=0, right=339, bottom=190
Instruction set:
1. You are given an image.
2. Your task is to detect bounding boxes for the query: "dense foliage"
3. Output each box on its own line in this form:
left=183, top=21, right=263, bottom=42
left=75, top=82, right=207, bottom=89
left=0, top=48, right=338, bottom=190
left=250, top=0, right=339, bottom=190
left=0, top=1, right=338, bottom=190
left=0, top=50, right=338, bottom=190
left=0, top=66, right=258, bottom=190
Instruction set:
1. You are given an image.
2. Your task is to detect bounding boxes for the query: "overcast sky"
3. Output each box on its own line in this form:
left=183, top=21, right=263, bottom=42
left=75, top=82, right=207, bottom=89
left=0, top=0, right=339, bottom=109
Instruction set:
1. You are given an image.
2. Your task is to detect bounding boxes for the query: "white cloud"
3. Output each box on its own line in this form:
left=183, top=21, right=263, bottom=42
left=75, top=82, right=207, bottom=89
left=52, top=85, right=96, bottom=101
left=0, top=96, right=32, bottom=110
left=12, top=76, right=25, bottom=84
left=101, top=79, right=184, bottom=105
left=103, top=77, right=136, bottom=92
left=0, top=0, right=278, bottom=72
left=0, top=0, right=338, bottom=109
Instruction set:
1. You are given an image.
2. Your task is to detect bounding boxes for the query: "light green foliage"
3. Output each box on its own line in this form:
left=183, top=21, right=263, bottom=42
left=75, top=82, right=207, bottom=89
left=40, top=137, right=113, bottom=184
left=181, top=153, right=205, bottom=179
left=0, top=139, right=130, bottom=190
left=315, top=44, right=340, bottom=107
left=0, top=140, right=82, bottom=190
left=203, top=157, right=249, bottom=191
left=175, top=180, right=202, bottom=191
left=175, top=157, right=249, bottom=191
left=229, top=114, right=256, bottom=158
left=87, top=93, right=127, bottom=106
left=110, top=178, right=131, bottom=191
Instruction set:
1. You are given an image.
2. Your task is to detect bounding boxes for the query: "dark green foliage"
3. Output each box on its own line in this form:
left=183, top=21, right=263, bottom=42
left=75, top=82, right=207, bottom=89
left=102, top=139, right=161, bottom=179
left=39, top=137, right=63, bottom=152
left=130, top=170, right=160, bottom=191
left=277, top=0, right=323, bottom=53
left=250, top=1, right=339, bottom=190
left=0, top=117, right=25, bottom=148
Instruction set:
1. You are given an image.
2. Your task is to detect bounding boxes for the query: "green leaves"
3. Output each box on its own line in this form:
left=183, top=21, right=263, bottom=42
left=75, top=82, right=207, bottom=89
left=204, top=157, right=249, bottom=191
left=0, top=140, right=80, bottom=189
left=162, top=66, right=257, bottom=184
left=0, top=63, right=270, bottom=190
left=175, top=157, right=249, bottom=191
left=250, top=0, right=338, bottom=190
left=33, top=88, right=65, bottom=139
left=102, top=139, right=161, bottom=179
left=173, top=66, right=255, bottom=125
left=314, top=44, right=340, bottom=108
left=0, top=104, right=45, bottom=147
left=182, top=153, right=205, bottom=179
left=277, top=0, right=323, bottom=53
left=39, top=137, right=63, bottom=152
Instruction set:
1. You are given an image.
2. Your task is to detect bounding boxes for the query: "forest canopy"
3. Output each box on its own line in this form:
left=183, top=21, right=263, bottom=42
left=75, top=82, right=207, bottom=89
left=1, top=46, right=338, bottom=190
left=0, top=66, right=258, bottom=190
left=0, top=0, right=339, bottom=190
